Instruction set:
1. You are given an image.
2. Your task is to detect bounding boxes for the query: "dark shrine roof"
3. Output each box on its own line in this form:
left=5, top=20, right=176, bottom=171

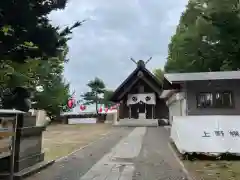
left=110, top=61, right=176, bottom=102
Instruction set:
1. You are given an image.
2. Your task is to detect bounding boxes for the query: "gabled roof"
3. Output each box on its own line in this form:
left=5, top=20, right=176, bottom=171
left=165, top=71, right=240, bottom=83
left=110, top=62, right=174, bottom=102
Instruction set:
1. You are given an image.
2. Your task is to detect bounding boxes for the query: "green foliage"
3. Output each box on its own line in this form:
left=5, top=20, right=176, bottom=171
left=82, top=77, right=106, bottom=113
left=87, top=78, right=105, bottom=93
left=33, top=76, right=70, bottom=118
left=82, top=91, right=96, bottom=105
left=103, top=89, right=114, bottom=107
left=0, top=0, right=83, bottom=118
left=32, top=59, right=70, bottom=118
left=0, top=50, right=71, bottom=118
left=165, top=0, right=240, bottom=73
left=153, top=68, right=164, bottom=83
left=0, top=0, right=83, bottom=63
left=103, top=89, right=114, bottom=102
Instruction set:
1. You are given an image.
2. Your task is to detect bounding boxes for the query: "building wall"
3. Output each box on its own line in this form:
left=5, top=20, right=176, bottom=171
left=166, top=92, right=186, bottom=124
left=186, top=79, right=240, bottom=115
left=119, top=97, right=129, bottom=119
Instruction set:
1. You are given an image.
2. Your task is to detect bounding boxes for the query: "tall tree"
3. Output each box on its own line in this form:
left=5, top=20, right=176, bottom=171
left=0, top=0, right=82, bottom=116
left=165, top=0, right=240, bottom=73
left=82, top=78, right=106, bottom=114
left=33, top=76, right=70, bottom=119
left=1, top=47, right=71, bottom=117
left=0, top=0, right=82, bottom=63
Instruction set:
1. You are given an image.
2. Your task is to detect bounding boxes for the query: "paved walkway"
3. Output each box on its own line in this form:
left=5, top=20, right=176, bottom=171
left=80, top=127, right=145, bottom=180
left=25, top=127, right=187, bottom=180
left=133, top=127, right=187, bottom=180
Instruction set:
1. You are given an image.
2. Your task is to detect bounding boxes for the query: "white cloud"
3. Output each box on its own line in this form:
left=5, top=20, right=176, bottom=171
left=49, top=0, right=188, bottom=112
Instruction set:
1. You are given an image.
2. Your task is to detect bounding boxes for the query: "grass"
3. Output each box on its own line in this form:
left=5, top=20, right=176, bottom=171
left=170, top=141, right=240, bottom=180
left=184, top=160, right=240, bottom=180
left=42, top=124, right=112, bottom=161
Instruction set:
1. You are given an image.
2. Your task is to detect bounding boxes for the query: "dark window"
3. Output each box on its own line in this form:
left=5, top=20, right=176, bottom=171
left=197, top=93, right=213, bottom=108
left=215, top=91, right=233, bottom=108
left=197, top=91, right=233, bottom=108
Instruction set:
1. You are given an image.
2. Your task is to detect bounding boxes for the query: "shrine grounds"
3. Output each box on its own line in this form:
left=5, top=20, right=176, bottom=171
left=42, top=124, right=113, bottom=161
left=25, top=123, right=240, bottom=180
left=25, top=127, right=188, bottom=180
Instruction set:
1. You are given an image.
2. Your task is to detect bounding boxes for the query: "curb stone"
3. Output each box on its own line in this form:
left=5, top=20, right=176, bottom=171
left=168, top=142, right=195, bottom=180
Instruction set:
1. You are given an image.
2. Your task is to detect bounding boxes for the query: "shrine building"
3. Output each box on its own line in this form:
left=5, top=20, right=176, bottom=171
left=110, top=60, right=176, bottom=120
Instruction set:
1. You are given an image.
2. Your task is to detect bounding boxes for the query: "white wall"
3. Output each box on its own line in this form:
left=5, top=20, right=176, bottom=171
left=68, top=118, right=97, bottom=124
left=181, top=99, right=187, bottom=116
left=166, top=92, right=187, bottom=124
left=171, top=115, right=240, bottom=154
left=105, top=111, right=118, bottom=124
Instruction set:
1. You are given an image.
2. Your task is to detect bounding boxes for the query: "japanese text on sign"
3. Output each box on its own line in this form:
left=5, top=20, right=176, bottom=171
left=202, top=130, right=240, bottom=137
left=170, top=115, right=240, bottom=154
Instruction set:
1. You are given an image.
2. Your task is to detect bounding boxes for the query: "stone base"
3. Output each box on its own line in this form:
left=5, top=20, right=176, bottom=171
left=114, top=119, right=158, bottom=127
left=15, top=152, right=44, bottom=172
left=14, top=126, right=46, bottom=172
left=0, top=160, right=55, bottom=180
left=0, top=113, right=50, bottom=180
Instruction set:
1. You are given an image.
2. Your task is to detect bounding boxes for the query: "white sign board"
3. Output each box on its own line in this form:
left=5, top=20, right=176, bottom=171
left=171, top=116, right=240, bottom=154
left=68, top=118, right=97, bottom=124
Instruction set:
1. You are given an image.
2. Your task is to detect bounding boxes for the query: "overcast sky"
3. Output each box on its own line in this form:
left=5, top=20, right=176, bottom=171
left=49, top=0, right=187, bottom=111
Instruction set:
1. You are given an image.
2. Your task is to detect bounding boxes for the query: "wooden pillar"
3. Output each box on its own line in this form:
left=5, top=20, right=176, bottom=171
left=152, top=105, right=154, bottom=119
left=129, top=105, right=131, bottom=119
left=119, top=102, right=123, bottom=119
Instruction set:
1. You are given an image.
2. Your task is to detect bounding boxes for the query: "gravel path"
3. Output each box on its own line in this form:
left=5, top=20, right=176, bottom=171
left=25, top=127, right=133, bottom=180
left=132, top=127, right=188, bottom=180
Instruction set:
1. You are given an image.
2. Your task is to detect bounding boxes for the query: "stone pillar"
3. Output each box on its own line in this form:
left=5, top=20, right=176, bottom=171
left=113, top=111, right=119, bottom=125
left=0, top=113, right=53, bottom=180
left=14, top=113, right=46, bottom=172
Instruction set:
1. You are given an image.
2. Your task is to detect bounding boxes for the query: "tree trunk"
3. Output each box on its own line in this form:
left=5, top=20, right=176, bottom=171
left=95, top=102, right=98, bottom=115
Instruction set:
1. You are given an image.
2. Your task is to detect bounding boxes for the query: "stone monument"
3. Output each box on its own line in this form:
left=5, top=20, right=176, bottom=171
left=0, top=87, right=54, bottom=180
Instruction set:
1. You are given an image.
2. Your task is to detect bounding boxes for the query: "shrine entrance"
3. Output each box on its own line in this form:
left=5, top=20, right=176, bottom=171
left=127, top=93, right=155, bottom=119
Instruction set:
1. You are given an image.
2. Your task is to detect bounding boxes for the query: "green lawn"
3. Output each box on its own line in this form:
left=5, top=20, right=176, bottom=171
left=184, top=160, right=240, bottom=180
